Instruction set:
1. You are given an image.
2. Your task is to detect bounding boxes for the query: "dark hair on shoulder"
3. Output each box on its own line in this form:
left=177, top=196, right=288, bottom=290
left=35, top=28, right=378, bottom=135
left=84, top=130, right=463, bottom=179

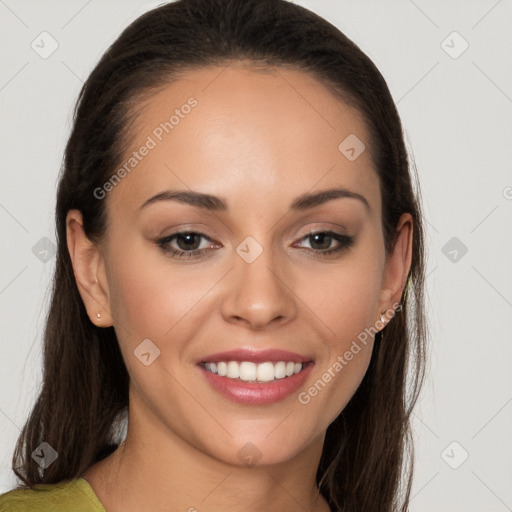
left=11, top=1, right=427, bottom=511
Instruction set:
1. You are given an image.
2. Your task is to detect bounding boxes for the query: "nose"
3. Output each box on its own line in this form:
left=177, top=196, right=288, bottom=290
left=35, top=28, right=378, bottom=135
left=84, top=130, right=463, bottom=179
left=220, top=243, right=297, bottom=330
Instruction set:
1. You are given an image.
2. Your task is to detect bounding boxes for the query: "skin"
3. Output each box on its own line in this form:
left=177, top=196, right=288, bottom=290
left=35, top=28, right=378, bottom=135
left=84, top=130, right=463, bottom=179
left=67, top=62, right=413, bottom=512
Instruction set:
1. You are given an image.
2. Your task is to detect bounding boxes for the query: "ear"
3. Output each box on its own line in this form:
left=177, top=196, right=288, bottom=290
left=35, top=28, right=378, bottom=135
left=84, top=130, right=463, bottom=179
left=66, top=209, right=113, bottom=327
left=378, top=212, right=414, bottom=316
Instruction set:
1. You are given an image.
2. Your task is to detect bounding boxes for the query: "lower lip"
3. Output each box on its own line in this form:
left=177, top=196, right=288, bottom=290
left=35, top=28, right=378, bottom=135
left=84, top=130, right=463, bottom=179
left=199, top=363, right=314, bottom=405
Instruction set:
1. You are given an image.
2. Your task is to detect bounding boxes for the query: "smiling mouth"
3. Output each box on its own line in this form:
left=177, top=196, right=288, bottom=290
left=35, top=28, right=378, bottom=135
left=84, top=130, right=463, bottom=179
left=201, top=360, right=311, bottom=383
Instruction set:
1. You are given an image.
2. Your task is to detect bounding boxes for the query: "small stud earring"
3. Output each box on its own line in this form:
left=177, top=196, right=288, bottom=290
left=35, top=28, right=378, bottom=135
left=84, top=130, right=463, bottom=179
left=380, top=314, right=386, bottom=324
left=97, top=313, right=101, bottom=320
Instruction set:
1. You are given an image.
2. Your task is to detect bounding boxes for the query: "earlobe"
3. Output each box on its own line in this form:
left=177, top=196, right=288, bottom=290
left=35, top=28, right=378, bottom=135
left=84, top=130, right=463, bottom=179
left=66, top=209, right=113, bottom=327
left=378, top=213, right=414, bottom=320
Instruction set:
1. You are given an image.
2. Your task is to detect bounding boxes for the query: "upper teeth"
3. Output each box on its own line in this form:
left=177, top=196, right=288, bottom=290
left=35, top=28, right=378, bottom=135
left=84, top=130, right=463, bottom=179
left=204, top=361, right=304, bottom=382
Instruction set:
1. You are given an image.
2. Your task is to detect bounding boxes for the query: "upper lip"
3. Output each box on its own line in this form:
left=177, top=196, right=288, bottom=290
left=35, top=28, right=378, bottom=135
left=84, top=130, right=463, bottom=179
left=197, top=347, right=313, bottom=364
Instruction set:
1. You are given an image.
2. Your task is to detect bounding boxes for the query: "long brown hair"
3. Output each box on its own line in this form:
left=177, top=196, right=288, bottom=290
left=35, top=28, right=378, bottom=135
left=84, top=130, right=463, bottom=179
left=11, top=1, right=427, bottom=510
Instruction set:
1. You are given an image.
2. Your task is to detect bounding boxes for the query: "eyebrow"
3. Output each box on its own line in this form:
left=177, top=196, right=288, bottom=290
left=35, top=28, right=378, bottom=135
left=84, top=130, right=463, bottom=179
left=139, top=186, right=370, bottom=212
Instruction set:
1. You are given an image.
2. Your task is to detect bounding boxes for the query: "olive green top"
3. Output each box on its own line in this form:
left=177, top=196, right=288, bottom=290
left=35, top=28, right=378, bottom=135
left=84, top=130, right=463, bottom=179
left=0, top=478, right=106, bottom=511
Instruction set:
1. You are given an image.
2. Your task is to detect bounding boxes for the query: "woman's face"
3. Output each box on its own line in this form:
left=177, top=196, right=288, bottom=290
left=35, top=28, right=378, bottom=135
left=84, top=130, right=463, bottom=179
left=79, top=64, right=409, bottom=467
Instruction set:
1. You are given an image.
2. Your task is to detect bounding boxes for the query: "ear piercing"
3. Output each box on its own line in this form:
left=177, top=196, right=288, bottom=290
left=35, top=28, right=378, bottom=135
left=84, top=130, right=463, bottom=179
left=97, top=313, right=101, bottom=320
left=379, top=303, right=403, bottom=328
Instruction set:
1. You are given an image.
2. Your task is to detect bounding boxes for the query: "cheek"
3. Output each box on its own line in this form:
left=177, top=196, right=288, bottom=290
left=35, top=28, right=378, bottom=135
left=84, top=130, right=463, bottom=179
left=302, top=345, right=374, bottom=432
left=301, top=253, right=384, bottom=341
left=106, top=245, right=214, bottom=341
left=297, top=281, right=377, bottom=432
left=295, top=246, right=383, bottom=421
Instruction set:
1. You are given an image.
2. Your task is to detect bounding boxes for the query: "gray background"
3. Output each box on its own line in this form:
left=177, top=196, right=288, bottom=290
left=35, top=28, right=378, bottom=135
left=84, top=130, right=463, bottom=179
left=1, top=1, right=511, bottom=510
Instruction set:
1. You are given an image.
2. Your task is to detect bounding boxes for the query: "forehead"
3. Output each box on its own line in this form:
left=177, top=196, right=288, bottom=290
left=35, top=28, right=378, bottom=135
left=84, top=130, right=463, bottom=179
left=108, top=63, right=380, bottom=217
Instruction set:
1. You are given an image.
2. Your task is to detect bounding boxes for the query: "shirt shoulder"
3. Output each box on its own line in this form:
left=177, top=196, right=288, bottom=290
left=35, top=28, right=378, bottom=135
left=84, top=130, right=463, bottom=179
left=0, top=477, right=106, bottom=512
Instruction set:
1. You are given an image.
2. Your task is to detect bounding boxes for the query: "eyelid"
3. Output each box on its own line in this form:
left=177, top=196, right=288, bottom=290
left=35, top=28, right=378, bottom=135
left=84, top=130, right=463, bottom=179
left=156, top=226, right=354, bottom=261
left=290, top=223, right=349, bottom=241
left=157, top=224, right=348, bottom=246
left=298, top=225, right=345, bottom=235
left=159, top=229, right=218, bottom=248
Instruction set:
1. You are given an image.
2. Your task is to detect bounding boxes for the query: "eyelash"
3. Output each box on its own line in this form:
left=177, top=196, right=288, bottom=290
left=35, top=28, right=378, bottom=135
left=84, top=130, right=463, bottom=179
left=156, top=229, right=354, bottom=259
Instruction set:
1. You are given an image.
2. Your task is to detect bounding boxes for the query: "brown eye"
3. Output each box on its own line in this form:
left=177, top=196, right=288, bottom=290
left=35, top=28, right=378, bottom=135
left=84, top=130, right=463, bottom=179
left=294, top=230, right=354, bottom=256
left=308, top=233, right=334, bottom=251
left=174, top=233, right=203, bottom=251
left=157, top=231, right=218, bottom=259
